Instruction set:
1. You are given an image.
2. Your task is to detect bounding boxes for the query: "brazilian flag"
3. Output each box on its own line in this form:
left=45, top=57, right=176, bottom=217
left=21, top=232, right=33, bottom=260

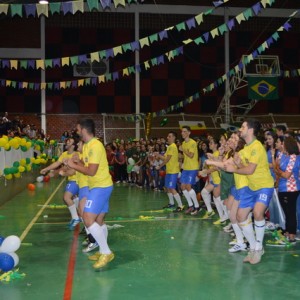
left=247, top=77, right=279, bottom=100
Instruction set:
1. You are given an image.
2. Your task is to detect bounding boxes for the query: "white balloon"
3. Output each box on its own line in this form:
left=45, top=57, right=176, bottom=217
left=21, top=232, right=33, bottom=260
left=128, top=158, right=135, bottom=166
left=1, top=235, right=21, bottom=253
left=36, top=176, right=44, bottom=183
left=9, top=252, right=19, bottom=267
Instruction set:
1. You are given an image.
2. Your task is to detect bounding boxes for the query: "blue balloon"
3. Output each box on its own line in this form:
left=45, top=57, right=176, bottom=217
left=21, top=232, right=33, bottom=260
left=0, top=236, right=4, bottom=246
left=0, top=253, right=14, bottom=272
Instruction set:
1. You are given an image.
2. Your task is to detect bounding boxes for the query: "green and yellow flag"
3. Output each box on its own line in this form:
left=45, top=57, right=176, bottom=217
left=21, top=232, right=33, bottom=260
left=247, top=77, right=278, bottom=100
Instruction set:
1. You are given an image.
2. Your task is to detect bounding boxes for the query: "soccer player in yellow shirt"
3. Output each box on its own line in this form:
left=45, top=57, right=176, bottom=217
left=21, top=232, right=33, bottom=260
left=41, top=137, right=80, bottom=230
left=179, top=126, right=201, bottom=215
left=224, top=119, right=274, bottom=264
left=155, top=131, right=184, bottom=212
left=67, top=119, right=114, bottom=270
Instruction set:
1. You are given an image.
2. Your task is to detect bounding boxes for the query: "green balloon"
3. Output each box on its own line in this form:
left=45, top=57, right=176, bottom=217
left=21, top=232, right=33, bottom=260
left=11, top=167, right=19, bottom=174
left=21, top=146, right=27, bottom=152
left=3, top=168, right=11, bottom=175
left=26, top=158, right=31, bottom=164
left=13, top=161, right=20, bottom=168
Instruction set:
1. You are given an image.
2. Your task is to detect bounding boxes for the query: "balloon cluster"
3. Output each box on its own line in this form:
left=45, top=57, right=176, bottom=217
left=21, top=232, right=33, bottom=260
left=3, top=159, right=31, bottom=180
left=0, top=136, right=32, bottom=151
left=0, top=235, right=21, bottom=272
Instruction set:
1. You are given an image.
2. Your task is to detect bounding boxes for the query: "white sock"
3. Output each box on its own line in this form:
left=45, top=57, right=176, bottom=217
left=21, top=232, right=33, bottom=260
left=73, top=197, right=79, bottom=208
left=167, top=193, right=175, bottom=205
left=239, top=219, right=256, bottom=250
left=201, top=188, right=212, bottom=212
left=221, top=201, right=228, bottom=219
left=254, top=219, right=266, bottom=251
left=88, top=222, right=111, bottom=254
left=68, top=204, right=79, bottom=220
left=102, top=223, right=108, bottom=239
left=232, top=223, right=244, bottom=245
left=213, top=196, right=223, bottom=219
left=189, top=189, right=199, bottom=208
left=174, top=193, right=183, bottom=207
left=183, top=190, right=194, bottom=207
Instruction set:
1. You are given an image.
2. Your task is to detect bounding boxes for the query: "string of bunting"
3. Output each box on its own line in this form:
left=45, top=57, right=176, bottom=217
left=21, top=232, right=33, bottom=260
left=0, top=0, right=229, bottom=70
left=0, top=0, right=275, bottom=91
left=0, top=0, right=140, bottom=18
left=100, top=11, right=297, bottom=123
left=150, top=12, right=297, bottom=119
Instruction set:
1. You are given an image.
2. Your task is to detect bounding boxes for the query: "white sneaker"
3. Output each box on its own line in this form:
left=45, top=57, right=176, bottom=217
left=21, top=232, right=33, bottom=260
left=228, top=243, right=247, bottom=253
left=82, top=242, right=98, bottom=253
left=223, top=223, right=232, bottom=231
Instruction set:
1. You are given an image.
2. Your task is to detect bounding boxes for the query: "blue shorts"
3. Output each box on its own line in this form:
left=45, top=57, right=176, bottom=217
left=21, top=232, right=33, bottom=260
left=231, top=186, right=248, bottom=202
left=65, top=181, right=79, bottom=196
left=78, top=186, right=89, bottom=201
left=165, top=173, right=178, bottom=189
left=180, top=170, right=198, bottom=185
left=84, top=186, right=113, bottom=214
left=239, top=186, right=274, bottom=209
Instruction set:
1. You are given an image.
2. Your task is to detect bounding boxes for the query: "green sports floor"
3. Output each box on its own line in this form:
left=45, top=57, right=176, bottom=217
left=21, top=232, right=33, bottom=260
left=1, top=176, right=300, bottom=300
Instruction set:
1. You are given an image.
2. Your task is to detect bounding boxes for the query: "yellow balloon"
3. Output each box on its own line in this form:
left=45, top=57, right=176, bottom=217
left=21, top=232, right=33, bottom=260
left=5, top=174, right=13, bottom=180
left=20, top=138, right=27, bottom=146
left=30, top=157, right=35, bottom=163
left=2, top=135, right=8, bottom=141
left=26, top=142, right=32, bottom=149
left=0, top=138, right=6, bottom=147
left=20, top=159, right=26, bottom=166
left=26, top=165, right=32, bottom=172
left=35, top=145, right=41, bottom=151
left=4, top=143, right=10, bottom=151
left=14, top=173, right=21, bottom=178
left=18, top=166, right=25, bottom=173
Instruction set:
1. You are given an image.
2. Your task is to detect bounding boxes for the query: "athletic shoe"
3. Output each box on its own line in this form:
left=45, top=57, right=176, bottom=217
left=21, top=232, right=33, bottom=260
left=201, top=211, right=215, bottom=219
left=93, top=253, right=115, bottom=270
left=88, top=252, right=102, bottom=261
left=173, top=206, right=185, bottom=212
left=213, top=218, right=227, bottom=225
left=223, top=223, right=232, bottom=231
left=288, top=239, right=297, bottom=245
left=224, top=227, right=234, bottom=233
left=68, top=218, right=81, bottom=230
left=266, top=239, right=286, bottom=247
left=228, top=243, right=247, bottom=253
left=82, top=242, right=98, bottom=253
left=163, top=204, right=176, bottom=209
left=190, top=207, right=201, bottom=216
left=185, top=206, right=195, bottom=214
left=115, top=181, right=120, bottom=183
left=243, top=249, right=255, bottom=263
left=250, top=248, right=264, bottom=265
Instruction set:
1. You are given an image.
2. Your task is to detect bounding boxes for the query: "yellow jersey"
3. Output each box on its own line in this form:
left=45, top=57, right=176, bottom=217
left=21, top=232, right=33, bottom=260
left=239, top=139, right=273, bottom=190
left=182, top=139, right=199, bottom=170
left=209, top=150, right=221, bottom=185
left=82, top=138, right=113, bottom=189
left=76, top=154, right=88, bottom=189
left=233, top=149, right=248, bottom=190
left=58, top=151, right=78, bottom=182
left=165, top=143, right=180, bottom=174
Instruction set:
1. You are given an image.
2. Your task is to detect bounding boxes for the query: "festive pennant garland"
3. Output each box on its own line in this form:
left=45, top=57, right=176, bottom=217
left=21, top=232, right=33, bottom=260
left=0, top=0, right=229, bottom=70
left=0, top=0, right=275, bottom=90
left=0, top=0, right=139, bottom=19
left=112, top=11, right=296, bottom=121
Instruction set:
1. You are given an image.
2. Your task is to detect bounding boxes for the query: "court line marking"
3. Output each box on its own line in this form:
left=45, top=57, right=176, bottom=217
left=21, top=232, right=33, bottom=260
left=19, top=177, right=66, bottom=241
left=63, top=225, right=80, bottom=300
